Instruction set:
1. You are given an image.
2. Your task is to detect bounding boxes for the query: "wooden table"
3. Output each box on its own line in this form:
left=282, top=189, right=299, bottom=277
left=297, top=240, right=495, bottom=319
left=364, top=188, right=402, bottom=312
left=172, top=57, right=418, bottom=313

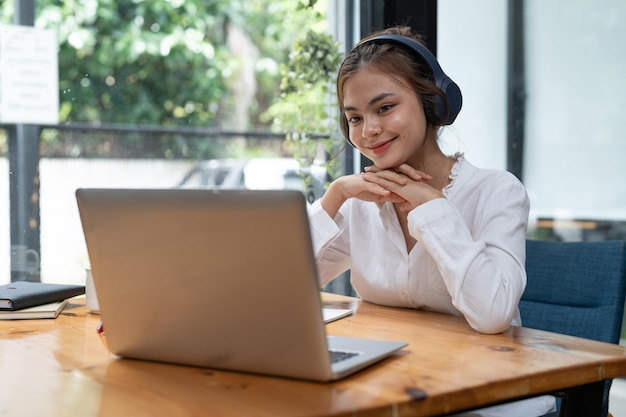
left=1, top=293, right=625, bottom=417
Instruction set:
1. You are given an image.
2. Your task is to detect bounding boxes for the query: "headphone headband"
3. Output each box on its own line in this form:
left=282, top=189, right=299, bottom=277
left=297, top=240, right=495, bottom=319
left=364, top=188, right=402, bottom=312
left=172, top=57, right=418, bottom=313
left=358, top=34, right=462, bottom=125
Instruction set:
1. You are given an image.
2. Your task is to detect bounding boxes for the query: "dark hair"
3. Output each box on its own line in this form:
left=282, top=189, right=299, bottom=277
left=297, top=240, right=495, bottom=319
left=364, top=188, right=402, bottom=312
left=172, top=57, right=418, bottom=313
left=337, top=26, right=449, bottom=140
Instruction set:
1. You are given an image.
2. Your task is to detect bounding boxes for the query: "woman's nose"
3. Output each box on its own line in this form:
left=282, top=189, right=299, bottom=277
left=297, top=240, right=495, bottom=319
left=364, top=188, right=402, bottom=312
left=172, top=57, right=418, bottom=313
left=362, top=116, right=382, bottom=138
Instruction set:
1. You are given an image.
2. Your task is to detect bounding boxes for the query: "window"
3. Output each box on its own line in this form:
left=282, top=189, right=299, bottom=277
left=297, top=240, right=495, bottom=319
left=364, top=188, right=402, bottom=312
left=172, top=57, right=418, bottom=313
left=439, top=0, right=626, bottom=242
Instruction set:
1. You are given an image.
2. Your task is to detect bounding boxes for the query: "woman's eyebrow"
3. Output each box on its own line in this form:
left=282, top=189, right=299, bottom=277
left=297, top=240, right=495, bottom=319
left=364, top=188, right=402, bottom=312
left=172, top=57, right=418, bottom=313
left=343, top=92, right=396, bottom=112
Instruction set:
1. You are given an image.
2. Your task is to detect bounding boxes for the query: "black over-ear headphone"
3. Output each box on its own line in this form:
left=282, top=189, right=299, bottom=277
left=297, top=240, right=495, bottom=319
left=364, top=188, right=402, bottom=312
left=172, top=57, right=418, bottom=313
left=358, top=34, right=462, bottom=125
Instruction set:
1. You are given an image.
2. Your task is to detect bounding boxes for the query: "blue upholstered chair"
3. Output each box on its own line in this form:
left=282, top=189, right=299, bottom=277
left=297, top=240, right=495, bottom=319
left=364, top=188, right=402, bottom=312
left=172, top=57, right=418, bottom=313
left=521, top=239, right=626, bottom=417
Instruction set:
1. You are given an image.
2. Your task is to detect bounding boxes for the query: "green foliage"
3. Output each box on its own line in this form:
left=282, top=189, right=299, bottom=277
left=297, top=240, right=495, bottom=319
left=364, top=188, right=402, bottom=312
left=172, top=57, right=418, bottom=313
left=0, top=0, right=329, bottom=129
left=34, top=0, right=230, bottom=127
left=263, top=29, right=343, bottom=174
left=0, top=0, right=334, bottom=159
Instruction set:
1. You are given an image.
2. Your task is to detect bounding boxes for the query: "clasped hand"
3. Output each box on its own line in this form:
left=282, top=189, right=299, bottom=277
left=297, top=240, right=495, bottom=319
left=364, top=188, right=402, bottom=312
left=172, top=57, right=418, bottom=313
left=345, top=164, right=444, bottom=211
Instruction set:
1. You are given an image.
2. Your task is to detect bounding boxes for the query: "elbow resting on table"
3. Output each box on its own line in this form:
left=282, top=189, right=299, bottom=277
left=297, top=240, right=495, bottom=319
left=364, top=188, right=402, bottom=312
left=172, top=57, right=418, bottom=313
left=461, top=300, right=518, bottom=334
left=467, top=318, right=512, bottom=335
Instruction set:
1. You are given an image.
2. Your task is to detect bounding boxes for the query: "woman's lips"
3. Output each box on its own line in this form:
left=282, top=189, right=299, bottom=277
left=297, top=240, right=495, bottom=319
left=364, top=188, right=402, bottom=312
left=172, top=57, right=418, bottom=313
left=369, top=138, right=396, bottom=155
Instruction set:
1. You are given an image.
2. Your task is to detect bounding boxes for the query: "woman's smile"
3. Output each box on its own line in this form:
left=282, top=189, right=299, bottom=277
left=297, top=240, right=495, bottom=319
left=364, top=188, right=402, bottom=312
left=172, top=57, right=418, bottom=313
left=368, top=137, right=397, bottom=155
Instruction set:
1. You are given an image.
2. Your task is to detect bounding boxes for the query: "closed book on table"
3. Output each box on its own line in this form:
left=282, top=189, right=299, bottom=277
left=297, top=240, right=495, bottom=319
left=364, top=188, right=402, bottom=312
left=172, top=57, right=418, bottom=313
left=0, top=300, right=69, bottom=320
left=0, top=281, right=85, bottom=310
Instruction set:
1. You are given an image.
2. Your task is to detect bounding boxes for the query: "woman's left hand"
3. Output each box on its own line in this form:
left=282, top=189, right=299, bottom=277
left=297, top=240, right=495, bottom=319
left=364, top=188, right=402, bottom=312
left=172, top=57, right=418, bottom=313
left=362, top=164, right=444, bottom=211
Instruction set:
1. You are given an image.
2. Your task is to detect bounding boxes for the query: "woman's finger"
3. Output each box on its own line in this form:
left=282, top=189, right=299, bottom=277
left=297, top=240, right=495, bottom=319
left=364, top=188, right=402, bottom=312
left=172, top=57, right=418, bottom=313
left=395, top=164, right=433, bottom=181
left=362, top=170, right=408, bottom=186
left=363, top=165, right=380, bottom=173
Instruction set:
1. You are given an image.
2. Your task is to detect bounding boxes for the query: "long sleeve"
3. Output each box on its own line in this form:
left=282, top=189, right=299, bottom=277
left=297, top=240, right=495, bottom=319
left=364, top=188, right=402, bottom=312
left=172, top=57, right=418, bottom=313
left=307, top=200, right=351, bottom=286
left=408, top=170, right=529, bottom=334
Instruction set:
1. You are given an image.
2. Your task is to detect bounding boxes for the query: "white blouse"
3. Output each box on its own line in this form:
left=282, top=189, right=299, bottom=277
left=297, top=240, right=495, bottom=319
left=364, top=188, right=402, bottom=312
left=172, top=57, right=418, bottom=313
left=308, top=155, right=529, bottom=334
left=308, top=155, right=556, bottom=416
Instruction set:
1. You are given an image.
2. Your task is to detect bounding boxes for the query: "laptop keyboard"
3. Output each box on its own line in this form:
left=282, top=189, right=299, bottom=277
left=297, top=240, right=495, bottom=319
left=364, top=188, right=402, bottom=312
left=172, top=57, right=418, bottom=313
left=329, top=350, right=359, bottom=363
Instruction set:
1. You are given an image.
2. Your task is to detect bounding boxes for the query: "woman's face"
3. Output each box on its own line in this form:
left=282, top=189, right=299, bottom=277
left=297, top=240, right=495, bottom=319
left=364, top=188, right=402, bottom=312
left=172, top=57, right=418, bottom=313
left=342, top=68, right=428, bottom=169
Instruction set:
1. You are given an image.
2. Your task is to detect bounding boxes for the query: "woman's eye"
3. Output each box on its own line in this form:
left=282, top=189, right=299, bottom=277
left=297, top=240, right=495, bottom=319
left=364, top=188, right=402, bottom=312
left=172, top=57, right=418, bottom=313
left=379, top=104, right=393, bottom=113
left=346, top=115, right=361, bottom=125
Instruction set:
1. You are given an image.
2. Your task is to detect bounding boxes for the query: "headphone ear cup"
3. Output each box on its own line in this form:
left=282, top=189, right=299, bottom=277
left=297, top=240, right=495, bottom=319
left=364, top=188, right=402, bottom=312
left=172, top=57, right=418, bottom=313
left=439, top=77, right=462, bottom=125
left=422, top=94, right=440, bottom=126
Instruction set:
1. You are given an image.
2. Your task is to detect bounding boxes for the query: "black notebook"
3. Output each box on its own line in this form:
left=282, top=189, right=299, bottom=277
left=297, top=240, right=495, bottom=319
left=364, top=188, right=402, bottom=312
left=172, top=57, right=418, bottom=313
left=0, top=281, right=85, bottom=310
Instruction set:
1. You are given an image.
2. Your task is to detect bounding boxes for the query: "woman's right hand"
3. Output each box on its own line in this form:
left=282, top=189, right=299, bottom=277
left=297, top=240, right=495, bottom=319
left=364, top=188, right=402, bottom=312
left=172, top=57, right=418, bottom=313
left=320, top=173, right=406, bottom=218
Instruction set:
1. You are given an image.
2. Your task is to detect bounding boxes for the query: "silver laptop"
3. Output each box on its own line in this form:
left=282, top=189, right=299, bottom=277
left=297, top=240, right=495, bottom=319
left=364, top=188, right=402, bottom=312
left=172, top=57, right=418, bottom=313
left=76, top=188, right=407, bottom=381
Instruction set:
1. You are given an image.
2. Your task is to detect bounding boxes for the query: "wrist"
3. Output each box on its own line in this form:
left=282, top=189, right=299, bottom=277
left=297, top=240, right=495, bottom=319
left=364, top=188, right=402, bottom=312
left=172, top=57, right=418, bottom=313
left=321, top=180, right=348, bottom=218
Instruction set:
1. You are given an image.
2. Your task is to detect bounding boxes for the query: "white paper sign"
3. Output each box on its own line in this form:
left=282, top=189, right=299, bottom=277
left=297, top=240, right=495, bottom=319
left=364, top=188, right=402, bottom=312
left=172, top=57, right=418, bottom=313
left=0, top=24, right=59, bottom=124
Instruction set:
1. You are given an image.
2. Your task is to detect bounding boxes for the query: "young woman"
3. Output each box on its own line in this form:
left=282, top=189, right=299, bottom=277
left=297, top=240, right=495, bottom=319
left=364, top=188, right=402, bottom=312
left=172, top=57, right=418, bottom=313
left=308, top=26, right=555, bottom=416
